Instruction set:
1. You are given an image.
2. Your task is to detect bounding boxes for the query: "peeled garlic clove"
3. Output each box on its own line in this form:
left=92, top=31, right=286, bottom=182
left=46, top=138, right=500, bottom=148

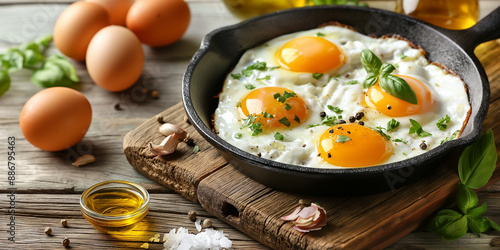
left=148, top=133, right=180, bottom=156
left=159, top=123, right=187, bottom=140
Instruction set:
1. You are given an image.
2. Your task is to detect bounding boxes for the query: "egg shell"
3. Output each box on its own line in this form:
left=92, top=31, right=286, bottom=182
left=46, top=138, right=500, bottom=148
left=86, top=25, right=144, bottom=92
left=20, top=87, right=92, bottom=152
left=86, top=0, right=134, bottom=26
left=53, top=1, right=110, bottom=61
left=126, top=0, right=191, bottom=47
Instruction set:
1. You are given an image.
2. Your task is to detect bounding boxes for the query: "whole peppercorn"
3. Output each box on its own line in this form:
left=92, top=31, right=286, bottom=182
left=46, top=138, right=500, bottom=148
left=338, top=120, right=346, bottom=124
left=349, top=116, right=356, bottom=123
left=156, top=115, right=165, bottom=124
left=61, top=219, right=68, bottom=227
left=151, top=90, right=159, bottom=99
left=358, top=121, right=365, bottom=126
left=202, top=219, right=212, bottom=228
left=44, top=227, right=52, bottom=235
left=188, top=211, right=197, bottom=221
left=355, top=112, right=364, bottom=120
left=319, top=111, right=326, bottom=118
left=420, top=142, right=428, bottom=150
left=62, top=237, right=70, bottom=247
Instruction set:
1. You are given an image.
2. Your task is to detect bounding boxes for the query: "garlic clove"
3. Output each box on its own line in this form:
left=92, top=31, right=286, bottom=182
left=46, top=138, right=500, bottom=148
left=148, top=133, right=181, bottom=156
left=159, top=123, right=187, bottom=140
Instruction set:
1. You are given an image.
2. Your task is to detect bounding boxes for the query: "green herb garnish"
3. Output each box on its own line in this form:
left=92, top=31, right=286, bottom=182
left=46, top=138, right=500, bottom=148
left=274, top=132, right=284, bottom=141
left=387, top=119, right=400, bottom=132
left=257, top=75, right=271, bottom=81
left=428, top=129, right=499, bottom=240
left=316, top=32, right=325, bottom=37
left=328, top=105, right=343, bottom=114
left=441, top=130, right=460, bottom=144
left=249, top=121, right=263, bottom=136
left=321, top=115, right=338, bottom=126
left=392, top=138, right=407, bottom=144
left=245, top=84, right=255, bottom=90
left=335, top=135, right=351, bottom=143
left=193, top=145, right=200, bottom=153
left=274, top=91, right=296, bottom=103
left=346, top=80, right=358, bottom=85
left=294, top=115, right=301, bottom=124
left=409, top=119, right=432, bottom=137
left=284, top=103, right=292, bottom=111
left=231, top=73, right=242, bottom=80
left=234, top=133, right=242, bottom=139
left=242, top=61, right=267, bottom=77
left=374, top=126, right=391, bottom=140
left=360, top=49, right=417, bottom=105
left=267, top=66, right=280, bottom=71
left=437, top=115, right=451, bottom=131
left=313, top=73, right=323, bottom=80
left=279, top=117, right=291, bottom=127
left=262, top=111, right=274, bottom=118
left=400, top=54, right=407, bottom=59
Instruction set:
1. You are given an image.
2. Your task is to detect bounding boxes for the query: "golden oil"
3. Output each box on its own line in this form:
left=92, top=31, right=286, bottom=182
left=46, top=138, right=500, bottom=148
left=223, top=0, right=307, bottom=19
left=80, top=181, right=149, bottom=234
left=396, top=0, right=479, bottom=30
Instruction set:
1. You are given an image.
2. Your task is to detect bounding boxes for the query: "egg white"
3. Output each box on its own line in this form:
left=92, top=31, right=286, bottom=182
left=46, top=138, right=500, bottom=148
left=214, top=25, right=470, bottom=169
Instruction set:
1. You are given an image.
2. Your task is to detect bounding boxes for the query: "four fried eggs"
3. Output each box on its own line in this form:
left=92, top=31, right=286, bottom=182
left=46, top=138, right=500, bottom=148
left=214, top=25, right=470, bottom=169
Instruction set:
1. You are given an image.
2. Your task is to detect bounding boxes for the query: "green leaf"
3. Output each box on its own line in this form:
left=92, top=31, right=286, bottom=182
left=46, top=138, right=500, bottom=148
left=316, top=32, right=325, bottom=37
left=409, top=119, right=432, bottom=137
left=427, top=209, right=468, bottom=241
left=245, top=84, right=255, bottom=90
left=386, top=118, right=400, bottom=132
left=468, top=202, right=487, bottom=217
left=2, top=49, right=24, bottom=71
left=380, top=63, right=396, bottom=77
left=234, top=133, right=242, bottom=139
left=231, top=73, right=241, bottom=80
left=274, top=132, right=284, bottom=141
left=335, top=135, right=351, bottom=143
left=321, top=115, right=338, bottom=126
left=468, top=216, right=490, bottom=234
left=257, top=75, right=270, bottom=80
left=346, top=80, right=358, bottom=85
left=380, top=74, right=418, bottom=105
left=458, top=129, right=497, bottom=189
left=313, top=73, right=323, bottom=80
left=249, top=121, right=263, bottom=136
left=327, top=105, right=343, bottom=114
left=456, top=183, right=478, bottom=214
left=363, top=73, right=379, bottom=89
left=30, top=55, right=79, bottom=88
left=361, top=49, right=382, bottom=73
left=284, top=103, right=292, bottom=111
left=437, top=115, right=451, bottom=131
left=294, top=115, right=300, bottom=124
left=262, top=111, right=273, bottom=118
left=374, top=126, right=391, bottom=140
left=193, top=145, right=199, bottom=153
left=242, top=114, right=256, bottom=128
left=0, top=70, right=11, bottom=97
left=441, top=130, right=460, bottom=144
left=279, top=117, right=290, bottom=127
left=487, top=218, right=500, bottom=232
left=34, top=34, right=52, bottom=49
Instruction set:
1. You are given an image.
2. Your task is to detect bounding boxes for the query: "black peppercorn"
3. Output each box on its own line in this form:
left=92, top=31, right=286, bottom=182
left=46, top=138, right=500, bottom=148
left=355, top=112, right=364, bottom=120
left=358, top=121, right=364, bottom=126
left=338, top=120, right=346, bottom=124
left=320, top=111, right=326, bottom=118
left=387, top=105, right=392, bottom=110
left=420, top=142, right=428, bottom=150
left=349, top=116, right=356, bottom=123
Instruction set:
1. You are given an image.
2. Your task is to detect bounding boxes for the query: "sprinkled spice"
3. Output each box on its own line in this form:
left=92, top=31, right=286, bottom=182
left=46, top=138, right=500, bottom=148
left=62, top=237, right=70, bottom=247
left=156, top=115, right=165, bottom=124
left=44, top=227, right=52, bottom=235
left=387, top=105, right=392, bottom=110
left=61, top=219, right=68, bottom=227
left=188, top=211, right=197, bottom=221
left=355, top=112, right=364, bottom=120
left=327, top=152, right=332, bottom=158
left=338, top=120, right=346, bottom=124
left=347, top=131, right=351, bottom=134
left=114, top=103, right=122, bottom=111
left=349, top=116, right=356, bottom=123
left=320, top=111, right=326, bottom=118
left=302, top=144, right=306, bottom=147
left=358, top=121, right=365, bottom=126
left=257, top=152, right=262, bottom=157
left=329, top=129, right=334, bottom=134
left=420, top=142, right=428, bottom=150
left=337, top=126, right=343, bottom=130
left=317, top=153, right=321, bottom=157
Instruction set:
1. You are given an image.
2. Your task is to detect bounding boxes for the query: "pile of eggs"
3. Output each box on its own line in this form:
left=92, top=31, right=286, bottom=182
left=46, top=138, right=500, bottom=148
left=214, top=25, right=471, bottom=168
left=20, top=0, right=190, bottom=151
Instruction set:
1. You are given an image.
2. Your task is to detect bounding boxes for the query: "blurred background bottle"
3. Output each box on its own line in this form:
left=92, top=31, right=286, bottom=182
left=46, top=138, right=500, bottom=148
left=395, top=0, right=479, bottom=29
left=223, top=0, right=306, bottom=19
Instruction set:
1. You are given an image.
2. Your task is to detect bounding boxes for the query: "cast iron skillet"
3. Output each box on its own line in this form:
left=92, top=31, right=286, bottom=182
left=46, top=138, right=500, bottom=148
left=183, top=6, right=500, bottom=195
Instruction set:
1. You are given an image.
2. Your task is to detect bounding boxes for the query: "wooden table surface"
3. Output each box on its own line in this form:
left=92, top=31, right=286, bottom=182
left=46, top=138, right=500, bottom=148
left=1, top=0, right=500, bottom=249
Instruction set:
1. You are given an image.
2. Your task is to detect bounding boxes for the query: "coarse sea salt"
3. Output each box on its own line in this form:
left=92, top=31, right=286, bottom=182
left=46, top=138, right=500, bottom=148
left=163, top=227, right=233, bottom=250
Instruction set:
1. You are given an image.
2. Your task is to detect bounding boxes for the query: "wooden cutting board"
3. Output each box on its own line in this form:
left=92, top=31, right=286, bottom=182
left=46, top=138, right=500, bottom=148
left=123, top=40, right=500, bottom=249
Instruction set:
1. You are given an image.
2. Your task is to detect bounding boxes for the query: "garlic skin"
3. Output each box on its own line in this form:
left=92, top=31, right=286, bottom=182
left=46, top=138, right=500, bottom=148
left=149, top=133, right=181, bottom=156
left=72, top=154, right=96, bottom=167
left=281, top=203, right=327, bottom=232
left=159, top=123, right=187, bottom=140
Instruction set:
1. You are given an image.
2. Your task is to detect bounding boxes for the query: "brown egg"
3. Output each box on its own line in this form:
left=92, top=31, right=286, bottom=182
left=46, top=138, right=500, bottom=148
left=126, top=0, right=191, bottom=47
left=53, top=1, right=110, bottom=61
left=86, top=25, right=144, bottom=92
left=20, top=87, right=92, bottom=152
left=86, top=0, right=134, bottom=26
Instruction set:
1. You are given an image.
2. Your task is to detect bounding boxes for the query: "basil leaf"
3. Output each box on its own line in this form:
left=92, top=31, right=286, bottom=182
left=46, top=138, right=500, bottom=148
left=34, top=34, right=52, bottom=49
left=274, top=132, right=284, bottom=141
left=386, top=118, right=400, bottom=132
left=456, top=183, right=478, bottom=214
left=2, top=49, right=24, bottom=71
left=437, top=115, right=451, bottom=131
left=488, top=218, right=500, bottom=232
left=335, top=135, right=351, bottom=143
left=30, top=55, right=78, bottom=88
left=468, top=216, right=490, bottom=234
left=0, top=70, right=11, bottom=97
left=409, top=119, right=432, bottom=137
left=380, top=74, right=418, bottom=105
left=363, top=73, right=379, bottom=89
left=22, top=49, right=44, bottom=67
left=360, top=49, right=382, bottom=75
left=458, top=129, right=497, bottom=189
left=427, top=209, right=468, bottom=241
left=380, top=63, right=396, bottom=77
left=468, top=202, right=487, bottom=217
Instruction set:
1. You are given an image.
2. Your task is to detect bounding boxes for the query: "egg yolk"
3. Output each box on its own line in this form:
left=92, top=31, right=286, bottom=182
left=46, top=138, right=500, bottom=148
left=317, top=124, right=393, bottom=167
left=238, top=87, right=309, bottom=130
left=365, top=75, right=435, bottom=117
left=276, top=36, right=344, bottom=73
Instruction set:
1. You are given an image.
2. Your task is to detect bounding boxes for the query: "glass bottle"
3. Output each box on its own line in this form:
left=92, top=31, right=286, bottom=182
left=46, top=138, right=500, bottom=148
left=396, top=0, right=479, bottom=30
left=223, top=0, right=307, bottom=20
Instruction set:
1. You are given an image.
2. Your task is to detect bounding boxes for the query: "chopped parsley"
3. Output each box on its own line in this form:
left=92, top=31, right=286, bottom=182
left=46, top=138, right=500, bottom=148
left=242, top=114, right=257, bottom=128
left=374, top=126, right=391, bottom=140
left=386, top=119, right=400, bottom=132
left=249, top=121, right=263, bottom=136
left=262, top=111, right=274, bottom=118
left=242, top=61, right=267, bottom=77
left=231, top=73, right=242, bottom=80
left=257, top=75, right=271, bottom=81
left=436, top=115, right=450, bottom=131
left=392, top=138, right=407, bottom=144
left=245, top=84, right=255, bottom=90
left=279, top=117, right=291, bottom=127
left=274, top=91, right=296, bottom=103
left=234, top=133, right=242, bottom=139
left=321, top=115, right=338, bottom=126
left=274, top=132, right=284, bottom=141
left=284, top=103, right=292, bottom=111
left=346, top=80, right=358, bottom=85
left=327, top=105, right=343, bottom=114
left=441, top=130, right=460, bottom=144
left=409, top=119, right=432, bottom=137
left=335, top=135, right=351, bottom=143
left=313, top=73, right=323, bottom=80
left=294, top=115, right=301, bottom=123
left=316, top=32, right=325, bottom=37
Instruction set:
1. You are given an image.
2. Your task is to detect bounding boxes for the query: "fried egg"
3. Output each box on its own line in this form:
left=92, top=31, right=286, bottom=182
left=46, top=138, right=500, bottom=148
left=213, top=25, right=470, bottom=169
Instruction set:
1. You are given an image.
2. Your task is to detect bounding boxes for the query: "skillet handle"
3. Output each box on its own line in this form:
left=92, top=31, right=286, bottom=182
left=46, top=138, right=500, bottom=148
left=440, top=6, right=500, bottom=51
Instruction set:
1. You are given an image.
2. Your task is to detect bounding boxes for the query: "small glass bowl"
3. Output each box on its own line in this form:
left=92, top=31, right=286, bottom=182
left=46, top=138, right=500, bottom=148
left=80, top=180, right=150, bottom=234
